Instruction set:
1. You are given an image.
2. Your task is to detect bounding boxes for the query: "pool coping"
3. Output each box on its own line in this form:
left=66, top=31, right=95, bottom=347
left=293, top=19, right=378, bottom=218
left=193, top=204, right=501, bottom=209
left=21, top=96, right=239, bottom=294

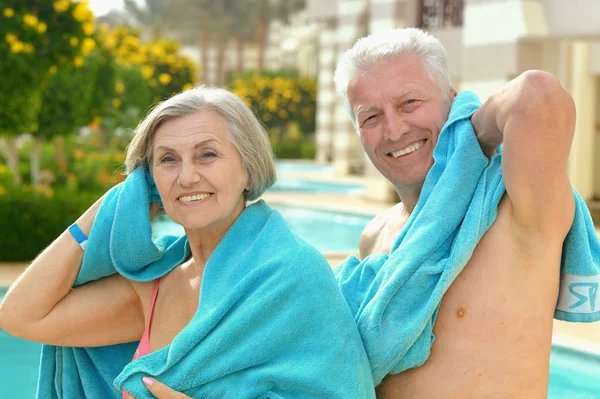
left=552, top=333, right=600, bottom=357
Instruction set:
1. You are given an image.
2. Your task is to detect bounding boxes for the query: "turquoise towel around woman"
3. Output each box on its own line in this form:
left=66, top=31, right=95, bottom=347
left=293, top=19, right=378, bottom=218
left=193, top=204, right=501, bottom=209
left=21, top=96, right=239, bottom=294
left=335, top=91, right=600, bottom=385
left=37, top=167, right=375, bottom=399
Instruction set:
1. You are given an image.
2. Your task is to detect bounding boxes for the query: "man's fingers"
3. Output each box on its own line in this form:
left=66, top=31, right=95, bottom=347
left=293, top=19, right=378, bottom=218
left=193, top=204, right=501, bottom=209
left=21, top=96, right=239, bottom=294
left=142, top=377, right=192, bottom=399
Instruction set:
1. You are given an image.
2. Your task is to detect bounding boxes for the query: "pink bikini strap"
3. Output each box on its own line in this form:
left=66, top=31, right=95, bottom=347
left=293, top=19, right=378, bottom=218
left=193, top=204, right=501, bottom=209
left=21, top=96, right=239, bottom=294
left=145, top=279, right=160, bottom=333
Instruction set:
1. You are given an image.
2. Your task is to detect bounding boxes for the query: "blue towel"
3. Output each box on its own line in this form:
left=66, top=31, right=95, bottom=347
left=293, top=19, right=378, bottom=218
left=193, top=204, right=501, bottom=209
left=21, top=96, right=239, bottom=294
left=334, top=91, right=600, bottom=385
left=38, top=167, right=375, bottom=398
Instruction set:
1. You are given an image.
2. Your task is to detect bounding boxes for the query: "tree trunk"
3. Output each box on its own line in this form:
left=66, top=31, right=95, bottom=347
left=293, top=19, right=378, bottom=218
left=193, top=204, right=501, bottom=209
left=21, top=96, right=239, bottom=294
left=256, top=0, right=270, bottom=73
left=1, top=136, right=22, bottom=186
left=197, top=31, right=211, bottom=83
left=216, top=40, right=227, bottom=87
left=29, top=139, right=42, bottom=186
left=236, top=36, right=245, bottom=74
left=257, top=21, right=268, bottom=73
left=54, top=136, right=66, bottom=169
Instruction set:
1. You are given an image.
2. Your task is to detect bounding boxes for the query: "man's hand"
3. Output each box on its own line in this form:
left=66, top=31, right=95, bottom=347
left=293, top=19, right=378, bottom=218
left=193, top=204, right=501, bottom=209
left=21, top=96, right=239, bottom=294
left=471, top=91, right=504, bottom=158
left=142, top=377, right=193, bottom=399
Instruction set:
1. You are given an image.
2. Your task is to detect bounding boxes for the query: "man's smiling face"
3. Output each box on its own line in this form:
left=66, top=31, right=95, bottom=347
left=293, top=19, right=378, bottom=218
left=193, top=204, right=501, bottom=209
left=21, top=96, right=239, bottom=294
left=348, top=54, right=455, bottom=191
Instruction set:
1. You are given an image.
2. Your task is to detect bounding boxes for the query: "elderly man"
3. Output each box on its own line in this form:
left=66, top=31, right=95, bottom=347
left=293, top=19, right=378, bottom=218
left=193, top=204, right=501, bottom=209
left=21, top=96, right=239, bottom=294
left=333, top=28, right=576, bottom=398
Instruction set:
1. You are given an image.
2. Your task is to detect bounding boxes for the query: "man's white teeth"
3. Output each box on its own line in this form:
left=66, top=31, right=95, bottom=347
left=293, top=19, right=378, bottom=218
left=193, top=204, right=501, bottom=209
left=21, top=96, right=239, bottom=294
left=391, top=140, right=426, bottom=158
left=179, top=193, right=211, bottom=202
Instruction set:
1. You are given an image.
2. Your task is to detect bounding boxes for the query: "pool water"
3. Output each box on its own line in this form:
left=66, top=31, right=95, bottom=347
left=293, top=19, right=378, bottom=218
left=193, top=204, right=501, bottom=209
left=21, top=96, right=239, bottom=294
left=268, top=179, right=365, bottom=194
left=272, top=203, right=371, bottom=252
left=152, top=203, right=372, bottom=253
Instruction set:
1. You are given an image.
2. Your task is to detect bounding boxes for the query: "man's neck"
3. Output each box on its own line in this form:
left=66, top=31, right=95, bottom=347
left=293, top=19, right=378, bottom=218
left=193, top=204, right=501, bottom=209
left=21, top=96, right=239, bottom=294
left=396, top=184, right=423, bottom=215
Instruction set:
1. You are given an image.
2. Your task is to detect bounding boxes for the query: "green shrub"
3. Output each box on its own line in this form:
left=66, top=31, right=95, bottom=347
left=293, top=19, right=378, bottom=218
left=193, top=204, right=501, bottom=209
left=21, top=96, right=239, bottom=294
left=300, top=141, right=316, bottom=159
left=0, top=187, right=102, bottom=262
left=272, top=139, right=315, bottom=160
left=230, top=73, right=316, bottom=136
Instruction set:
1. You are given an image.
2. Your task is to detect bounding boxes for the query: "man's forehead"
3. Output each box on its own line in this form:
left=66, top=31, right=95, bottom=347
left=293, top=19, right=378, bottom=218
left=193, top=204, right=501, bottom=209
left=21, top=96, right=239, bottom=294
left=353, top=87, right=426, bottom=114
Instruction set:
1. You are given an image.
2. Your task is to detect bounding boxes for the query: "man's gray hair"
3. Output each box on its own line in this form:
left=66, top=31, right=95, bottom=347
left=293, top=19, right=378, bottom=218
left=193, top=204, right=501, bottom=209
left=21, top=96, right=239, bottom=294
left=334, top=28, right=455, bottom=127
left=125, top=85, right=276, bottom=201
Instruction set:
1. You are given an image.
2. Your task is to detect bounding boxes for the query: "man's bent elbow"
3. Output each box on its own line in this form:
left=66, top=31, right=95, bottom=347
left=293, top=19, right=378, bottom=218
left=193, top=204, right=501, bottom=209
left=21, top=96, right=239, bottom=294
left=518, top=70, right=575, bottom=121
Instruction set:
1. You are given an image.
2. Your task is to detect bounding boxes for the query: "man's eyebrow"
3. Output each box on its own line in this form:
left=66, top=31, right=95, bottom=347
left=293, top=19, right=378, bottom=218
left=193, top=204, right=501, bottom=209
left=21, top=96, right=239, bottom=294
left=356, top=106, right=379, bottom=116
left=393, top=88, right=421, bottom=99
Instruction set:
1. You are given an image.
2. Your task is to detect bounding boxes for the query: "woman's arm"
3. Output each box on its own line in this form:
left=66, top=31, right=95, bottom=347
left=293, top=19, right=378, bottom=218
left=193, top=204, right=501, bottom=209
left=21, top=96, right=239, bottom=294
left=0, top=195, right=145, bottom=346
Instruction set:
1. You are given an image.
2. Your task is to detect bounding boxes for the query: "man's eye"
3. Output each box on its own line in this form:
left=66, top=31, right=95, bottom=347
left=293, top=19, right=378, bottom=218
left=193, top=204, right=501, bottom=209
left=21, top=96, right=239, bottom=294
left=361, top=115, right=377, bottom=126
left=403, top=99, right=422, bottom=110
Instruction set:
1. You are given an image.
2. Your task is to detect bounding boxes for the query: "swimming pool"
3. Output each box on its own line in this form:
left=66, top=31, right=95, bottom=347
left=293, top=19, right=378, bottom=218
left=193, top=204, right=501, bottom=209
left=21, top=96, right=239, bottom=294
left=1, top=294, right=600, bottom=397
left=268, top=179, right=365, bottom=194
left=152, top=203, right=372, bottom=253
left=273, top=203, right=371, bottom=252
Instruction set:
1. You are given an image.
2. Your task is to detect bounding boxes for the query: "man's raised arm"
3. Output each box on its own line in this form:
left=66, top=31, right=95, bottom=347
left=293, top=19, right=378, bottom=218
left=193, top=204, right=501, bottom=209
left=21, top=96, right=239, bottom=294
left=471, top=70, right=576, bottom=233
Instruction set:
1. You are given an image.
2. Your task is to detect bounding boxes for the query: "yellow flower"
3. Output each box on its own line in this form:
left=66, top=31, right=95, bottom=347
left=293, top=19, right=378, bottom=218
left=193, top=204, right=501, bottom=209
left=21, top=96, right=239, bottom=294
left=149, top=79, right=157, bottom=88
left=0, top=165, right=6, bottom=173
left=73, top=56, right=84, bottom=67
left=99, top=23, right=110, bottom=35
left=83, top=22, right=95, bottom=36
left=183, top=83, right=193, bottom=91
left=81, top=37, right=96, bottom=55
left=73, top=2, right=93, bottom=23
left=104, top=35, right=117, bottom=50
left=115, top=82, right=125, bottom=94
left=112, top=98, right=121, bottom=108
left=23, top=14, right=38, bottom=28
left=53, top=0, right=70, bottom=13
left=0, top=186, right=6, bottom=196
left=69, top=37, right=79, bottom=47
left=4, top=33, right=17, bottom=44
left=36, top=22, right=47, bottom=33
left=141, top=65, right=154, bottom=79
left=23, top=43, right=34, bottom=53
left=49, top=65, right=58, bottom=74
left=3, top=8, right=14, bottom=18
left=10, top=41, right=24, bottom=54
left=158, top=73, right=172, bottom=85
left=278, top=110, right=288, bottom=119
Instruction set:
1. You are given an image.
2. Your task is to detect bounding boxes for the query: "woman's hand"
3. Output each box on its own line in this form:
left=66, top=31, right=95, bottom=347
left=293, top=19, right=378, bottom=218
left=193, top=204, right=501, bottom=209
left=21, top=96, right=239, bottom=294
left=142, top=377, right=193, bottom=399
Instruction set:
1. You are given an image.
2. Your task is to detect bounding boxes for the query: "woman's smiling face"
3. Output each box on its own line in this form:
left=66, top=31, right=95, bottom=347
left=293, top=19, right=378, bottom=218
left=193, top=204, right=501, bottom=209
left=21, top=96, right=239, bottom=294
left=151, top=109, right=249, bottom=234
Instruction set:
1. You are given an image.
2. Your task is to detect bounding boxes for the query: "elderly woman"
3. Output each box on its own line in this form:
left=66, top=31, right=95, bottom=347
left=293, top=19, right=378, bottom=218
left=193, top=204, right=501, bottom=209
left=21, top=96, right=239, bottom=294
left=0, top=86, right=375, bottom=398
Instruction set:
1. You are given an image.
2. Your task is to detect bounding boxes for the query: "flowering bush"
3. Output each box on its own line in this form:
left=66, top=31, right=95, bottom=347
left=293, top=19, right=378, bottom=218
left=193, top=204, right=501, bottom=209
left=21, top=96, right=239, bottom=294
left=230, top=73, right=317, bottom=138
left=0, top=0, right=96, bottom=135
left=96, top=24, right=197, bottom=103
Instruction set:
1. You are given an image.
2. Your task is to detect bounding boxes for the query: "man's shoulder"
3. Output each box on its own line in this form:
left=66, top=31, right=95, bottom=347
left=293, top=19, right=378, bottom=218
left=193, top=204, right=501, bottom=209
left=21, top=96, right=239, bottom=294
left=359, top=202, right=405, bottom=258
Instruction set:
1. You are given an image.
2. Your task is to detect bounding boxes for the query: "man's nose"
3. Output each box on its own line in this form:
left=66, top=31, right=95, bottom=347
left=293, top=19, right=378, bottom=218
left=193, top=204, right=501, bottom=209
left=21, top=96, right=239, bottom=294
left=383, top=114, right=409, bottom=142
left=178, top=160, right=201, bottom=186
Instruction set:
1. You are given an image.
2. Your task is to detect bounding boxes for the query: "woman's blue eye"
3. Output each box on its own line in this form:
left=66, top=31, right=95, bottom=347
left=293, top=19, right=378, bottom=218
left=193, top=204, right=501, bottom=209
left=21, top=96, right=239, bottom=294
left=201, top=152, right=217, bottom=158
left=160, top=156, right=175, bottom=163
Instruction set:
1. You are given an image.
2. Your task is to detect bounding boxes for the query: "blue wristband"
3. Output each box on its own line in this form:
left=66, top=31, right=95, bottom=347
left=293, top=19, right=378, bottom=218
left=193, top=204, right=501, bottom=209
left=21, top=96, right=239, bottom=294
left=68, top=223, right=88, bottom=251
